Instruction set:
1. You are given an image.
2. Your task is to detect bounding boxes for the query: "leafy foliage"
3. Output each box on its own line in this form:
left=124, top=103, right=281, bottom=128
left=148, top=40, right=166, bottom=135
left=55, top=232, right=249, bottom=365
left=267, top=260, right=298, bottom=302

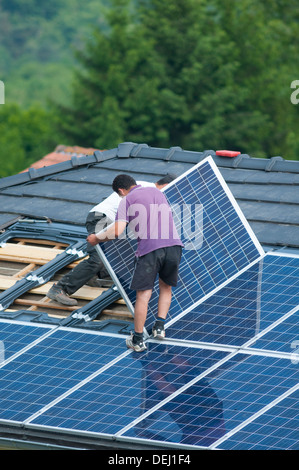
left=0, top=104, right=61, bottom=177
left=0, top=0, right=298, bottom=178
left=60, top=0, right=299, bottom=158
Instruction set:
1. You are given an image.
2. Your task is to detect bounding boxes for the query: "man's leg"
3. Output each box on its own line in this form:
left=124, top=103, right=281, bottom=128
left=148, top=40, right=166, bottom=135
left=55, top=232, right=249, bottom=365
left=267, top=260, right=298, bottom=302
left=126, top=288, right=152, bottom=352
left=56, top=247, right=104, bottom=294
left=157, top=278, right=172, bottom=320
left=152, top=279, right=172, bottom=339
left=152, top=246, right=182, bottom=339
left=47, top=212, right=109, bottom=305
left=134, top=289, right=153, bottom=333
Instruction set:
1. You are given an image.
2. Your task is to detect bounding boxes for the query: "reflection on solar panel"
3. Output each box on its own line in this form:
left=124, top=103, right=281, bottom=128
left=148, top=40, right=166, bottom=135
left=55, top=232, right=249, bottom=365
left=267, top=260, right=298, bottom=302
left=166, top=254, right=299, bottom=348
left=218, top=390, right=299, bottom=450
left=121, top=353, right=298, bottom=449
left=97, top=156, right=264, bottom=331
left=0, top=253, right=298, bottom=450
left=29, top=344, right=228, bottom=436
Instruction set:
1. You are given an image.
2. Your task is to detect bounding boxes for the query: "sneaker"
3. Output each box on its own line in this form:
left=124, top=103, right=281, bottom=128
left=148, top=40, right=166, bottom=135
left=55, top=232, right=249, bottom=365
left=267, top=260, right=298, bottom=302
left=126, top=332, right=147, bottom=352
left=152, top=322, right=165, bottom=340
left=47, top=283, right=78, bottom=306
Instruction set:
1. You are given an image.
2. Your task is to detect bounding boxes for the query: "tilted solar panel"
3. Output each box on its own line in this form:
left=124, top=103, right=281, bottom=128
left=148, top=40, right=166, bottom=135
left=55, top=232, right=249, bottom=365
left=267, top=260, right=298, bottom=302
left=97, top=156, right=264, bottom=332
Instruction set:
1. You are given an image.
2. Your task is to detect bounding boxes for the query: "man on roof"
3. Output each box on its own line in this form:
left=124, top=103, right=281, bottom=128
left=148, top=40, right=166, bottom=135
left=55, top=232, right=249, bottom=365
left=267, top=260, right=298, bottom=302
left=87, top=174, right=183, bottom=352
left=46, top=174, right=177, bottom=307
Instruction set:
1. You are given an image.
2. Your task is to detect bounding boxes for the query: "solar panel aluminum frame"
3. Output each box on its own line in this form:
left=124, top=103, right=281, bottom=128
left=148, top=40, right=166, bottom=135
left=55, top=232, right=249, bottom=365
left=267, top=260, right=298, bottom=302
left=95, top=243, right=135, bottom=316
left=95, top=156, right=265, bottom=324
left=0, top=318, right=57, bottom=368
left=0, top=314, right=298, bottom=450
left=18, top=338, right=238, bottom=450
left=17, top=341, right=299, bottom=450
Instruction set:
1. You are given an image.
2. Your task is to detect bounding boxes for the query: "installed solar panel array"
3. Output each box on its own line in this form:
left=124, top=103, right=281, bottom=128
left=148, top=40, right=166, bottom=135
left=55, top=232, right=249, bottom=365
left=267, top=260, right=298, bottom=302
left=0, top=157, right=298, bottom=450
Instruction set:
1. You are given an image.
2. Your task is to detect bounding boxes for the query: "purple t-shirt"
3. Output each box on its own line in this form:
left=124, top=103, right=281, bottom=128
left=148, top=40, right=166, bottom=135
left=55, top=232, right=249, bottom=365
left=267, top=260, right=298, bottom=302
left=115, top=185, right=183, bottom=257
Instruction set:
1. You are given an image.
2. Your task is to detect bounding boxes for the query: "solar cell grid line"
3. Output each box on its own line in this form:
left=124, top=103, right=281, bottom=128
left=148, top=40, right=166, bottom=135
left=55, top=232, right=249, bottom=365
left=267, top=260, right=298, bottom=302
left=27, top=343, right=235, bottom=439
left=0, top=319, right=56, bottom=366
left=241, top=305, right=299, bottom=356
left=165, top=253, right=299, bottom=348
left=164, top=257, right=263, bottom=346
left=0, top=327, right=129, bottom=423
left=97, top=156, right=264, bottom=332
left=24, top=342, right=131, bottom=426
left=211, top=385, right=299, bottom=450
left=120, top=352, right=299, bottom=449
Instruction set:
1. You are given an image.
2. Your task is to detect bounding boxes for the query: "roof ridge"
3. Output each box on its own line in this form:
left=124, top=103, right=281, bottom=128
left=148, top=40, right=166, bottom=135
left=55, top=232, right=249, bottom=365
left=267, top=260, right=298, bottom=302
left=0, top=149, right=117, bottom=190
left=1, top=143, right=298, bottom=191
left=114, top=142, right=299, bottom=173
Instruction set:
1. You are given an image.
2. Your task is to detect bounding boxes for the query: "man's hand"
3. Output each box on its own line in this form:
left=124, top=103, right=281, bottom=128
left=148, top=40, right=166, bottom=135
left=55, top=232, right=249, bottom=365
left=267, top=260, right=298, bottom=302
left=87, top=221, right=127, bottom=246
left=87, top=234, right=99, bottom=246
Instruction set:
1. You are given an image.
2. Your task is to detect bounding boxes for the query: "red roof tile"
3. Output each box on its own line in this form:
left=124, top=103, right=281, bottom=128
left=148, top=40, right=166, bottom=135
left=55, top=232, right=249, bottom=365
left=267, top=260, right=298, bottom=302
left=20, top=145, right=98, bottom=172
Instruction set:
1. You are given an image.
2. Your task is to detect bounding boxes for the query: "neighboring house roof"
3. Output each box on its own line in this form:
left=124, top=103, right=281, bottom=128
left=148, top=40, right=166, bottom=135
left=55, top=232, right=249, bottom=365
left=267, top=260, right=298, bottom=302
left=0, top=142, right=298, bottom=250
left=20, top=145, right=97, bottom=172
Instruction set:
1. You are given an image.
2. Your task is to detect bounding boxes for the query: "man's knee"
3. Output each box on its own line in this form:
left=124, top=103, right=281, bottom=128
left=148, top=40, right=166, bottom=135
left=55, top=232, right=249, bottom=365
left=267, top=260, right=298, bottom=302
left=159, top=278, right=172, bottom=291
left=136, top=289, right=152, bottom=302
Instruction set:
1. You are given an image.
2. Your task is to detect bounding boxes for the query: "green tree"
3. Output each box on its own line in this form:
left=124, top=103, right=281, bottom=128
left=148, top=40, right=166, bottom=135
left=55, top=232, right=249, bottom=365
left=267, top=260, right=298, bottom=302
left=58, top=0, right=299, bottom=159
left=213, top=0, right=299, bottom=158
left=0, top=104, right=61, bottom=177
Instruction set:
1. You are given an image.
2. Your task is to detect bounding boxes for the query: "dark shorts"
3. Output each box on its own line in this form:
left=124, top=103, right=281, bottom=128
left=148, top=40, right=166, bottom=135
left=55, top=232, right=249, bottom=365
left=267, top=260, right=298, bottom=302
left=130, top=245, right=183, bottom=291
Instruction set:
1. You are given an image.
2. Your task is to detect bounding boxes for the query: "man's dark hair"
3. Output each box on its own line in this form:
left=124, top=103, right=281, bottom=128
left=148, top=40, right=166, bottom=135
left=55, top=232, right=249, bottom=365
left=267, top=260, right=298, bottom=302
left=112, top=174, right=137, bottom=193
left=156, top=173, right=177, bottom=185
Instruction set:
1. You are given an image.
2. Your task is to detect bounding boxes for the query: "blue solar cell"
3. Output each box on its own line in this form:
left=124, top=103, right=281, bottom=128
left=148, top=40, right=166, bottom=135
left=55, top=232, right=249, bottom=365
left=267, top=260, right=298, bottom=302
left=218, top=390, right=299, bottom=450
left=30, top=344, right=228, bottom=436
left=122, top=353, right=299, bottom=448
left=99, top=157, right=263, bottom=330
left=0, top=321, right=53, bottom=361
left=249, top=309, right=299, bottom=354
left=0, top=328, right=126, bottom=422
left=166, top=254, right=299, bottom=347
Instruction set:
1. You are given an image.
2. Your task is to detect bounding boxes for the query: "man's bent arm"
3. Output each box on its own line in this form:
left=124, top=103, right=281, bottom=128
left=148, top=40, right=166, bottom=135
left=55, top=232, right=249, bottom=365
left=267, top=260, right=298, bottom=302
left=87, top=220, right=127, bottom=246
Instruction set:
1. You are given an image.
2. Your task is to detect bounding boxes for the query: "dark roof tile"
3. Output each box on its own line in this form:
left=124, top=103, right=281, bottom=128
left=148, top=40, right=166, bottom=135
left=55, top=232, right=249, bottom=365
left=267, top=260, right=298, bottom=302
left=0, top=142, right=298, bottom=248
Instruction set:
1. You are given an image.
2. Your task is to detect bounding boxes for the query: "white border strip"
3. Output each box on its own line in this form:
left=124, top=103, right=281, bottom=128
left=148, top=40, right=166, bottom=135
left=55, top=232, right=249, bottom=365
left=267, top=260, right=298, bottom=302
left=267, top=251, right=299, bottom=259
left=0, top=318, right=54, bottom=329
left=210, top=383, right=299, bottom=449
left=56, top=325, right=127, bottom=340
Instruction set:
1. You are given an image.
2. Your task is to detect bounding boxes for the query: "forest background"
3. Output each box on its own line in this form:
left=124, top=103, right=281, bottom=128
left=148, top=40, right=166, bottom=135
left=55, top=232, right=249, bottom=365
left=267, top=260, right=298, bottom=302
left=0, top=0, right=298, bottom=177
